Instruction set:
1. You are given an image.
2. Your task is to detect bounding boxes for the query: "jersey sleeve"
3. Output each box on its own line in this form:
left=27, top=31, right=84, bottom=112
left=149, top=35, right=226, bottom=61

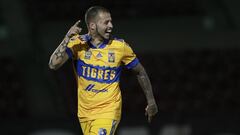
left=122, top=42, right=139, bottom=69
left=65, top=35, right=82, bottom=60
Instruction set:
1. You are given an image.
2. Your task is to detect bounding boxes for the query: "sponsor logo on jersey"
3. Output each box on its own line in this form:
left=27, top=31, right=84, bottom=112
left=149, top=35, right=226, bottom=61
left=96, top=52, right=103, bottom=59
left=84, top=51, right=92, bottom=59
left=77, top=60, right=121, bottom=83
left=85, top=84, right=108, bottom=93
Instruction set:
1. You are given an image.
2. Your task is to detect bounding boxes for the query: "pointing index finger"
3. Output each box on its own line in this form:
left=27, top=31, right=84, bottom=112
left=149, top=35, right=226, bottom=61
left=74, top=20, right=81, bottom=26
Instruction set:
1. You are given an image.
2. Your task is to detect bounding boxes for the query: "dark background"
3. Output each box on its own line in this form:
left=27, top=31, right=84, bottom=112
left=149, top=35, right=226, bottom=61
left=0, top=0, right=240, bottom=135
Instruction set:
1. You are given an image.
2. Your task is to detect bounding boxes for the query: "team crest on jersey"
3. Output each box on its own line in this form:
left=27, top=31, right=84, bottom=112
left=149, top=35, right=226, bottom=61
left=108, top=51, right=115, bottom=63
left=98, top=128, right=107, bottom=135
left=84, top=51, right=92, bottom=59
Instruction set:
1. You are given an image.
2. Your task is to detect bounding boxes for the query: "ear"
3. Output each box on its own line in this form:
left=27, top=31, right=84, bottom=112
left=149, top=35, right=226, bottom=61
left=89, top=22, right=96, bottom=30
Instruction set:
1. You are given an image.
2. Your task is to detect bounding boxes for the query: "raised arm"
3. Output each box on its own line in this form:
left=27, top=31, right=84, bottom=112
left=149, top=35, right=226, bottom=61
left=132, top=63, right=158, bottom=123
left=49, top=20, right=82, bottom=70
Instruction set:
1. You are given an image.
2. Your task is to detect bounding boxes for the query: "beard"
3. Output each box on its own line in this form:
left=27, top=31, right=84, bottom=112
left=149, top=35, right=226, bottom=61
left=96, top=25, right=111, bottom=40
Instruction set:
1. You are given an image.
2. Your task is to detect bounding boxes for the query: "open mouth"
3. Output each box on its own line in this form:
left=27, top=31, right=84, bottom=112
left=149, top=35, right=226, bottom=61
left=105, top=29, right=112, bottom=34
left=105, top=32, right=111, bottom=37
left=105, top=32, right=111, bottom=35
left=104, top=29, right=112, bottom=38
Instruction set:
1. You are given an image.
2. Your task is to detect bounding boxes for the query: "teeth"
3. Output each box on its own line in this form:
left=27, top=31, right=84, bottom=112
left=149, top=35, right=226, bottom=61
left=106, top=29, right=112, bottom=33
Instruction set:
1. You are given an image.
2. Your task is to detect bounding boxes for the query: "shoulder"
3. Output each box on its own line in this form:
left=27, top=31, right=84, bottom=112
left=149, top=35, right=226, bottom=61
left=110, top=36, right=129, bottom=47
left=67, top=34, right=88, bottom=48
left=68, top=35, right=81, bottom=46
left=79, top=34, right=91, bottom=41
left=112, top=36, right=125, bottom=43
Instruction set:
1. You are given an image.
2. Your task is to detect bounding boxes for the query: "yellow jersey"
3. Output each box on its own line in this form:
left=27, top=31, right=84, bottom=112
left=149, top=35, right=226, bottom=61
left=66, top=34, right=139, bottom=122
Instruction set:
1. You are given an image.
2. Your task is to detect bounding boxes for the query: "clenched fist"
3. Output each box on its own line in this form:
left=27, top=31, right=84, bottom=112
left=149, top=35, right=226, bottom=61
left=145, top=102, right=158, bottom=123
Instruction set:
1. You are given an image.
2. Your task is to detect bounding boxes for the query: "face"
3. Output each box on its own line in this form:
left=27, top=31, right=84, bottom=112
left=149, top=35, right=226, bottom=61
left=90, top=12, right=113, bottom=40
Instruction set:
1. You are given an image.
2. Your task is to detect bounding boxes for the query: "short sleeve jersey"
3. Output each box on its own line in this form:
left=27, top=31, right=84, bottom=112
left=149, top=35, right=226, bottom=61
left=66, top=34, right=139, bottom=122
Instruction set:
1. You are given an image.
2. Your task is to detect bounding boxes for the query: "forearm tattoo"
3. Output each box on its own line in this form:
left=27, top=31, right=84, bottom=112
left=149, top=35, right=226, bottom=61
left=133, top=64, right=158, bottom=118
left=137, top=71, right=155, bottom=104
left=133, top=64, right=155, bottom=104
left=49, top=37, right=69, bottom=69
left=54, top=41, right=67, bottom=60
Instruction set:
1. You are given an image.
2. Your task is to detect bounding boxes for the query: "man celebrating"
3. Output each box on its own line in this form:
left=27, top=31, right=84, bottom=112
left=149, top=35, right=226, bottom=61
left=49, top=6, right=158, bottom=135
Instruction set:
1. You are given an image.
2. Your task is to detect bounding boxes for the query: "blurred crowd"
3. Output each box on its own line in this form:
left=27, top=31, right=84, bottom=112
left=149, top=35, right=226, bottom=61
left=122, top=49, right=240, bottom=115
left=0, top=57, right=26, bottom=118
left=1, top=48, right=240, bottom=119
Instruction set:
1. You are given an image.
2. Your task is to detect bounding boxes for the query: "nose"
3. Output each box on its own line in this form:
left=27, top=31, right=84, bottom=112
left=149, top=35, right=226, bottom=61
left=108, top=21, right=113, bottom=29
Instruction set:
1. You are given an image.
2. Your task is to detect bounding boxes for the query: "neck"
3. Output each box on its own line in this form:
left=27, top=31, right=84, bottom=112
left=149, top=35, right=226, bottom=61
left=89, top=33, right=104, bottom=48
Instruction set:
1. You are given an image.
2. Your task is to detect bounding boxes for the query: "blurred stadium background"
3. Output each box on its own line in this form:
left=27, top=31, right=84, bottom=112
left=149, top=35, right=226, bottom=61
left=0, top=0, right=240, bottom=135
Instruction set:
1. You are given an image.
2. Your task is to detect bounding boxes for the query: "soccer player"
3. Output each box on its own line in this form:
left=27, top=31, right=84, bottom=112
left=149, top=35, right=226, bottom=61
left=49, top=6, right=158, bottom=135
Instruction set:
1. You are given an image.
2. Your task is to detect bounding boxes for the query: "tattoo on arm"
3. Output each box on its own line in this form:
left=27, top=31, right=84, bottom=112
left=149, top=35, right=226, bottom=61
left=49, top=37, right=70, bottom=70
left=54, top=42, right=67, bottom=60
left=132, top=63, right=158, bottom=120
left=132, top=63, right=156, bottom=104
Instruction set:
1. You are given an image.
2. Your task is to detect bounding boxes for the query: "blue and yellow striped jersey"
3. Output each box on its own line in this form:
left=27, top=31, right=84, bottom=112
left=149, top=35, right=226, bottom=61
left=66, top=34, right=139, bottom=122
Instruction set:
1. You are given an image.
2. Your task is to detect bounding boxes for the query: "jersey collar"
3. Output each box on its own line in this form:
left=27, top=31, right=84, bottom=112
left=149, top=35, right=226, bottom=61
left=84, top=34, right=109, bottom=49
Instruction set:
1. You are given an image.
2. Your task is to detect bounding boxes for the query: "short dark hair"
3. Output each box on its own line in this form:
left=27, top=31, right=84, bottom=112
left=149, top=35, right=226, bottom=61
left=85, top=6, right=110, bottom=27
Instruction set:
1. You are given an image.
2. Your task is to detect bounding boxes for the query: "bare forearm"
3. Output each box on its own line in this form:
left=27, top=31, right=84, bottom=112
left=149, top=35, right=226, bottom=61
left=133, top=63, right=158, bottom=122
left=49, top=20, right=82, bottom=70
left=133, top=63, right=156, bottom=104
left=137, top=68, right=156, bottom=104
left=49, top=36, right=70, bottom=70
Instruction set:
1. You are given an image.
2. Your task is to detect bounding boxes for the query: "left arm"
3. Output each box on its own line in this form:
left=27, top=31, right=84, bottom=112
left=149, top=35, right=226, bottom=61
left=132, top=63, right=158, bottom=123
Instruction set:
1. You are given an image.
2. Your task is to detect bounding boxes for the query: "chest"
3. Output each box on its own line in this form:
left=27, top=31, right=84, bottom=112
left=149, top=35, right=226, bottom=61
left=77, top=48, right=122, bottom=67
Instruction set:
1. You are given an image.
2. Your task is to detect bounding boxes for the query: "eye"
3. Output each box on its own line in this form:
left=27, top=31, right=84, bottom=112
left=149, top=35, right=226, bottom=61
left=104, top=21, right=109, bottom=25
left=104, top=19, right=112, bottom=25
